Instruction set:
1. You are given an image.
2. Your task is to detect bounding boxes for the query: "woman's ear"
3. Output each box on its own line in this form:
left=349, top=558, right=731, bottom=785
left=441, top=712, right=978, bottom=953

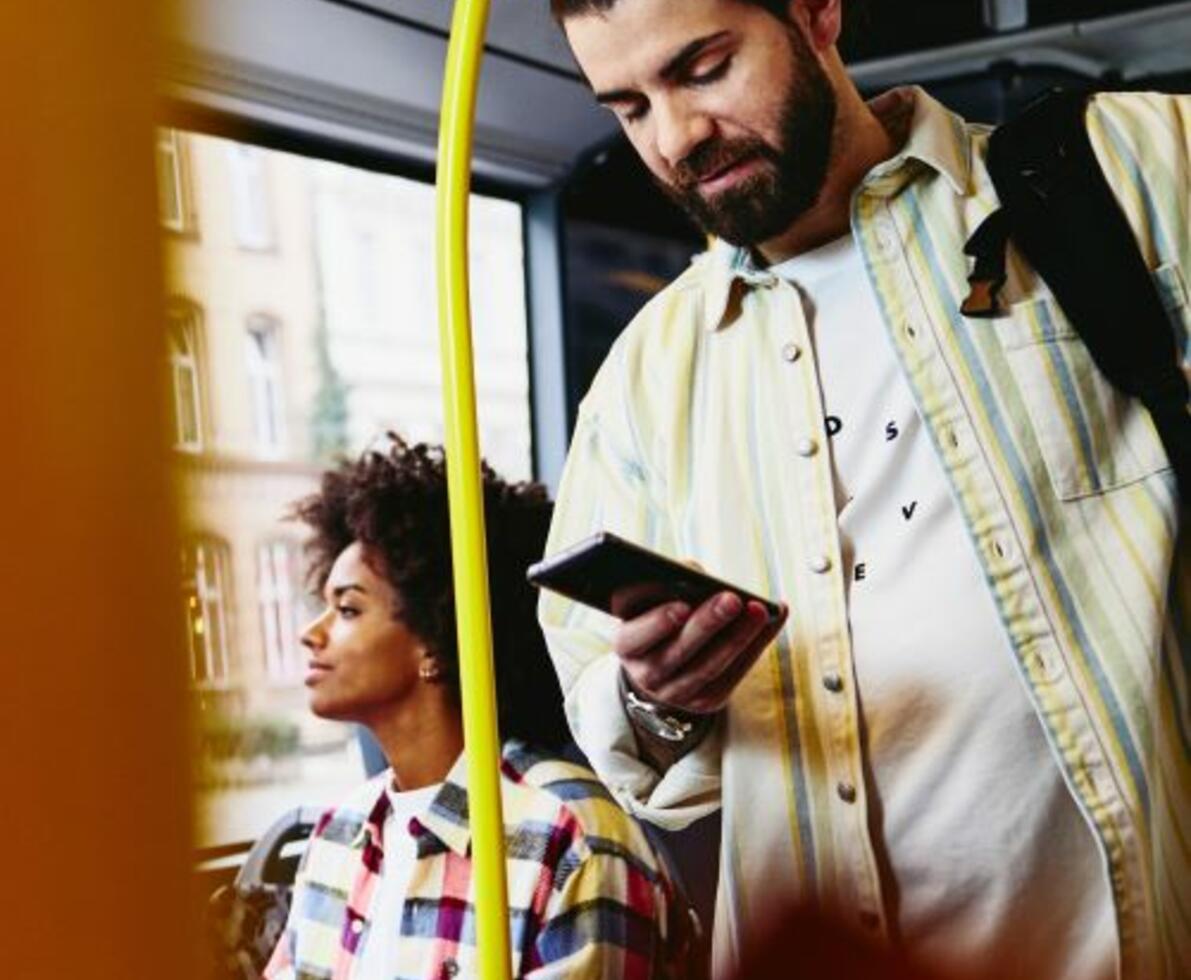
left=788, top=0, right=843, bottom=51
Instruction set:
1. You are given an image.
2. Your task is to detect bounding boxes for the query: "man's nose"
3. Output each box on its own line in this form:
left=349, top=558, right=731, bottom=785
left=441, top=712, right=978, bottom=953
left=654, top=96, right=714, bottom=171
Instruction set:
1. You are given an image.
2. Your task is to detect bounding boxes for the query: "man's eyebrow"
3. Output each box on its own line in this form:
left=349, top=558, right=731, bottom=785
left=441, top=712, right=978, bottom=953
left=593, top=31, right=732, bottom=105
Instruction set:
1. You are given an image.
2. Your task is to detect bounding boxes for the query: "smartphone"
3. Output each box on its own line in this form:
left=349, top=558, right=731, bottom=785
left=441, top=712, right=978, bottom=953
left=527, top=531, right=782, bottom=622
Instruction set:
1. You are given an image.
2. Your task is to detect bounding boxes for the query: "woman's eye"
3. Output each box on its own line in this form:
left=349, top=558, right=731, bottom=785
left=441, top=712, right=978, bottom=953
left=336, top=605, right=359, bottom=619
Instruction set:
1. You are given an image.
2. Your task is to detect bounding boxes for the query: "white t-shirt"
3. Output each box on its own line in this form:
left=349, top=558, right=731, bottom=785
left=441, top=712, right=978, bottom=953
left=771, top=236, right=1116, bottom=978
left=355, top=777, right=441, bottom=978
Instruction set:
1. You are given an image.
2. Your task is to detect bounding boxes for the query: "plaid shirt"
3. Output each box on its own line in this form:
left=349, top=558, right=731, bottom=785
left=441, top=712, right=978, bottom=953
left=264, top=742, right=691, bottom=979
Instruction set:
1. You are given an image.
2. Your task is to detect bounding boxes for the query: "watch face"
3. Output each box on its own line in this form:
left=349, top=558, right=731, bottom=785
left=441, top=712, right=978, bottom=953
left=627, top=699, right=689, bottom=742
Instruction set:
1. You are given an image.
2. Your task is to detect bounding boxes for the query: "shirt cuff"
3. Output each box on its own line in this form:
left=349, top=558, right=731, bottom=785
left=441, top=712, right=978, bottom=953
left=564, top=653, right=722, bottom=831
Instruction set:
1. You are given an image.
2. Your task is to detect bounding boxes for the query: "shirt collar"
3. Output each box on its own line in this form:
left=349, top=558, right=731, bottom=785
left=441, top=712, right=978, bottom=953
left=700, top=86, right=972, bottom=333
left=357, top=744, right=531, bottom=859
left=862, top=86, right=971, bottom=198
left=411, top=751, right=475, bottom=857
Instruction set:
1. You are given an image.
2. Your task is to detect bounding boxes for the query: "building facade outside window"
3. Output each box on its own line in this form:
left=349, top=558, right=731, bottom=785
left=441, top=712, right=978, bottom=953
left=258, top=540, right=302, bottom=682
left=168, top=305, right=204, bottom=452
left=182, top=539, right=233, bottom=687
left=245, top=316, right=286, bottom=456
left=226, top=144, right=274, bottom=250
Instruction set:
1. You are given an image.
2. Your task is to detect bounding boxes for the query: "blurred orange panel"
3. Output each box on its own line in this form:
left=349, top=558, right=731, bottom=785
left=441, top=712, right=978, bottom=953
left=0, top=1, right=199, bottom=976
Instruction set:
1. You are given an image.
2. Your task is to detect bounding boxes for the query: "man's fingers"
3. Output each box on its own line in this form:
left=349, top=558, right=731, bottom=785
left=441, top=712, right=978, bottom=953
left=650, top=601, right=780, bottom=708
left=614, top=601, right=692, bottom=659
left=624, top=596, right=778, bottom=705
left=679, top=604, right=789, bottom=713
left=615, top=588, right=742, bottom=661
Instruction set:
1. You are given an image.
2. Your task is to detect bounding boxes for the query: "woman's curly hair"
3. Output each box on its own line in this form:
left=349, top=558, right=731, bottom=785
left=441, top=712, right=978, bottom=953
left=290, top=435, right=570, bottom=751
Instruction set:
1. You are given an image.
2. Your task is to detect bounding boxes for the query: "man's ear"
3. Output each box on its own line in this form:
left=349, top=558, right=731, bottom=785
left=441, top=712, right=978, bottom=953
left=787, top=0, right=843, bottom=51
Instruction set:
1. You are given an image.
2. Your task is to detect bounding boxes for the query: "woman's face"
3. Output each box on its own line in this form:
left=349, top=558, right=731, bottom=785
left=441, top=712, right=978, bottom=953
left=301, top=541, right=426, bottom=725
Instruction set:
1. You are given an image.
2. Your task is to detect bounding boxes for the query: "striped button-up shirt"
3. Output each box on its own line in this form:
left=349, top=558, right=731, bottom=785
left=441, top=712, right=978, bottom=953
left=264, top=742, right=690, bottom=979
left=540, top=88, right=1189, bottom=978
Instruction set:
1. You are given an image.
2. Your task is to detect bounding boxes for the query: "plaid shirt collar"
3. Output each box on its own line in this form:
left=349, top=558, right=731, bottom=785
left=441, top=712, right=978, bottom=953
left=700, top=85, right=973, bottom=333
left=351, top=745, right=522, bottom=860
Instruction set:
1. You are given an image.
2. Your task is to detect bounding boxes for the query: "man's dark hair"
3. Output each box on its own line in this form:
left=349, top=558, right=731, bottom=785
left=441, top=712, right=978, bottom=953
left=551, top=0, right=789, bottom=24
left=292, top=435, right=570, bottom=751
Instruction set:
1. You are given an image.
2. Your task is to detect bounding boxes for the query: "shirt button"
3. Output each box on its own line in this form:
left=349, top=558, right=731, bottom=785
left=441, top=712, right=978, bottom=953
left=808, top=555, right=832, bottom=574
left=822, top=672, right=844, bottom=693
left=836, top=781, right=857, bottom=803
left=795, top=437, right=818, bottom=457
left=781, top=342, right=802, bottom=362
left=350, top=918, right=365, bottom=934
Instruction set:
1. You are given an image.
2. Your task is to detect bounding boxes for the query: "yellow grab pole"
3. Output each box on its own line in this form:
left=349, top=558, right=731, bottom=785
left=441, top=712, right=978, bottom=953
left=435, top=0, right=512, bottom=978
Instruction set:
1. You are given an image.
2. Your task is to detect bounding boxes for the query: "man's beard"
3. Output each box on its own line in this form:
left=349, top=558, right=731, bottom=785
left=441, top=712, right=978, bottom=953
left=657, top=26, right=837, bottom=247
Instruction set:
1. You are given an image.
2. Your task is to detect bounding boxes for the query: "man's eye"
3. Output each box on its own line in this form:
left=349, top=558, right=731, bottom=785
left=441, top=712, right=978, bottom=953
left=617, top=102, right=648, bottom=125
left=690, top=57, right=731, bottom=86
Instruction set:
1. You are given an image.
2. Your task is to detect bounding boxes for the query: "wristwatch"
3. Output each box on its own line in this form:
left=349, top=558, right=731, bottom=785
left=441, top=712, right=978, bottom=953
left=619, top=672, right=698, bottom=743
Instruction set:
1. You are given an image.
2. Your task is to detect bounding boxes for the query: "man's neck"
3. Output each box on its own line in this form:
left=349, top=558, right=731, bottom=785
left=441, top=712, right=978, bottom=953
left=756, top=87, right=905, bottom=266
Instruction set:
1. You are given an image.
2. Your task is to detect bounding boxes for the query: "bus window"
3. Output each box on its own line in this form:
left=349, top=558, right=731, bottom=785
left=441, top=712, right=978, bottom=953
left=159, top=127, right=533, bottom=849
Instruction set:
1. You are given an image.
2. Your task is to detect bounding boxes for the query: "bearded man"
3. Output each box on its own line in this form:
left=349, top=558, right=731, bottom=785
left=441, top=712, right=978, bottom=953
left=537, top=1, right=1190, bottom=978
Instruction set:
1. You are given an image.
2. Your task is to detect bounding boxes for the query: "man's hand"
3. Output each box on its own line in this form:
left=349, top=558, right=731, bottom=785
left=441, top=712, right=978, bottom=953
left=616, top=591, right=788, bottom=715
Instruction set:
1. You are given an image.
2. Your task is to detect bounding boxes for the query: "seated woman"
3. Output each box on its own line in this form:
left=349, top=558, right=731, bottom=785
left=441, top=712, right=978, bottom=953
left=265, top=437, right=691, bottom=979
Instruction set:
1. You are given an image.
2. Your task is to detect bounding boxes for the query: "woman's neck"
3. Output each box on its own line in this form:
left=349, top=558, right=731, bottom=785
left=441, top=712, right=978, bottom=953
left=367, top=694, right=465, bottom=791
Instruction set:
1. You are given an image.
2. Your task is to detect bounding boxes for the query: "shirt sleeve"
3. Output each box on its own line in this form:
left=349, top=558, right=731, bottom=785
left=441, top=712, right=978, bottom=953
left=1086, top=91, right=1191, bottom=374
left=527, top=845, right=678, bottom=980
left=262, top=808, right=336, bottom=980
left=538, top=338, right=722, bottom=832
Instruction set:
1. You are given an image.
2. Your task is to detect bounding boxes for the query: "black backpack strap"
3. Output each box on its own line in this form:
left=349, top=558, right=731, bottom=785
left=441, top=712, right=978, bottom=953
left=973, top=89, right=1190, bottom=506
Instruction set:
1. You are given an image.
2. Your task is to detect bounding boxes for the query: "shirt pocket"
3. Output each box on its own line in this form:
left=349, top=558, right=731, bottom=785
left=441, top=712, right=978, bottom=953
left=999, top=264, right=1186, bottom=500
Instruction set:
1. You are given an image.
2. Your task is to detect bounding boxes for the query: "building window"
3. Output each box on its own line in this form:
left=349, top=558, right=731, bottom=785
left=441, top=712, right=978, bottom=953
left=226, top=144, right=274, bottom=250
left=168, top=306, right=204, bottom=451
left=245, top=316, right=286, bottom=456
left=182, top=540, right=232, bottom=686
left=257, top=541, right=302, bottom=682
left=156, top=130, right=189, bottom=233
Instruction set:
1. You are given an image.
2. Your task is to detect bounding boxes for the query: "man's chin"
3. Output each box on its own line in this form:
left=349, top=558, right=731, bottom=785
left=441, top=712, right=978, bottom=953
left=674, top=178, right=806, bottom=247
left=699, top=204, right=803, bottom=248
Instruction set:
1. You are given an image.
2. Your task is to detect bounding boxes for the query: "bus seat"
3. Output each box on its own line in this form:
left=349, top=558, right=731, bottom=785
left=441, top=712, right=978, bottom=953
left=206, top=806, right=322, bottom=979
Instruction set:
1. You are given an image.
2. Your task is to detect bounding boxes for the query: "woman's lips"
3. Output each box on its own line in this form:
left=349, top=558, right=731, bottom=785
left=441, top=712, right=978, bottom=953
left=305, top=661, right=332, bottom=686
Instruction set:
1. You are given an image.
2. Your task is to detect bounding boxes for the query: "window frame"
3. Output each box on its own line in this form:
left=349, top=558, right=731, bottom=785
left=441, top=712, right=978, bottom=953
left=244, top=313, right=287, bottom=458
left=225, top=142, right=276, bottom=251
left=182, top=537, right=234, bottom=689
left=167, top=301, right=207, bottom=453
left=156, top=128, right=196, bottom=235
left=159, top=105, right=558, bottom=852
left=255, top=538, right=303, bottom=684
